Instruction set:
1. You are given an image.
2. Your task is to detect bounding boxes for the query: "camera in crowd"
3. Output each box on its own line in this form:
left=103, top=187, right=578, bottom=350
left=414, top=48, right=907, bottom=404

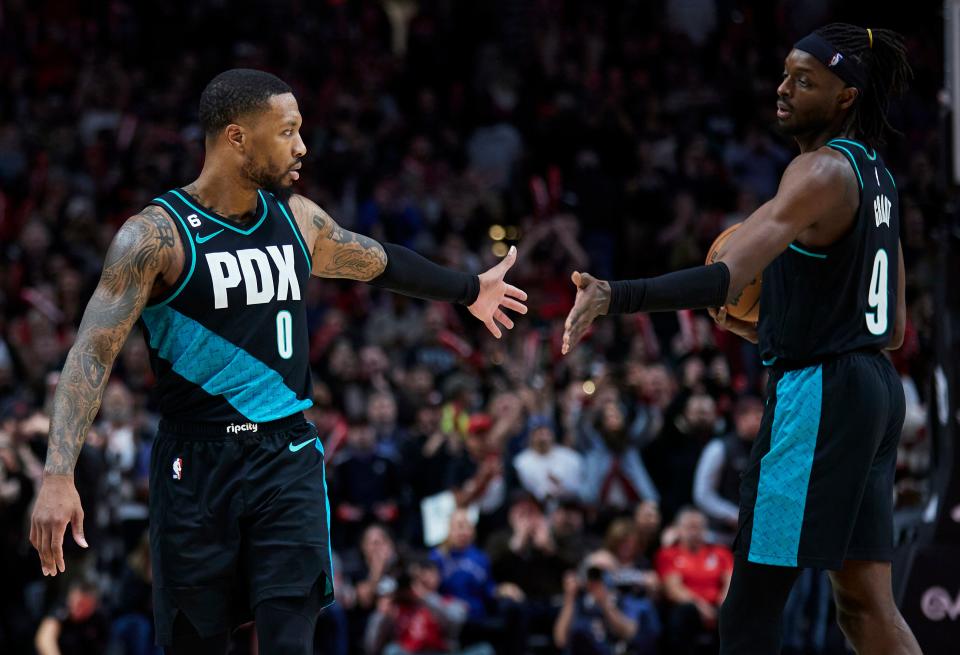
left=585, top=565, right=650, bottom=594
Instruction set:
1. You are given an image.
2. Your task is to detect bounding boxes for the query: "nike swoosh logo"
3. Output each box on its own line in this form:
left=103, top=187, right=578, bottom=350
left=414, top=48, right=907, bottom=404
left=195, top=229, right=224, bottom=244
left=289, top=438, right=317, bottom=452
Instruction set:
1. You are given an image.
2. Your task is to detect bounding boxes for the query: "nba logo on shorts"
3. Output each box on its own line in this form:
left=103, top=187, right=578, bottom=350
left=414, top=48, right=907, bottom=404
left=172, top=457, right=183, bottom=480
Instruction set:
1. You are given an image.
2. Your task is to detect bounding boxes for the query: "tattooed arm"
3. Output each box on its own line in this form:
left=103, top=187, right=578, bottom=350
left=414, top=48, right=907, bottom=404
left=289, top=193, right=527, bottom=337
left=30, top=206, right=175, bottom=576
left=288, top=194, right=387, bottom=280
left=46, top=207, right=174, bottom=472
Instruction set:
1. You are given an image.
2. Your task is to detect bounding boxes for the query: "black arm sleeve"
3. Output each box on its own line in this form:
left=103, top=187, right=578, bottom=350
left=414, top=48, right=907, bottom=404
left=368, top=242, right=480, bottom=305
left=607, top=262, right=730, bottom=314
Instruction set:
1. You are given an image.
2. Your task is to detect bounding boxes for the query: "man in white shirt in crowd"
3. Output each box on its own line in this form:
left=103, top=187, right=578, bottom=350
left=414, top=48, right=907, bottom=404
left=513, top=416, right=584, bottom=504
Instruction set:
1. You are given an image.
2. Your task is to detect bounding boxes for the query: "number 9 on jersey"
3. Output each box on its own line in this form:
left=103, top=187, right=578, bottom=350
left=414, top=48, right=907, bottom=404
left=865, top=249, right=888, bottom=336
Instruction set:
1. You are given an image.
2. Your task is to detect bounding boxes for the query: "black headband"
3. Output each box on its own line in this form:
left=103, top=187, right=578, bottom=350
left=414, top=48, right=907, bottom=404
left=794, top=33, right=868, bottom=90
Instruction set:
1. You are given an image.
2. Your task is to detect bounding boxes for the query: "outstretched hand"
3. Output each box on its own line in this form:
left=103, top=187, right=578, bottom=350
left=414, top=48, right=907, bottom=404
left=562, top=271, right=611, bottom=355
left=468, top=246, right=528, bottom=338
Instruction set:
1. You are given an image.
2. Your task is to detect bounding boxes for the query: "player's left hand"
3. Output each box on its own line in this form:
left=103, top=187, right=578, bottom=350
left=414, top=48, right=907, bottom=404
left=562, top=271, right=611, bottom=354
left=468, top=246, right=528, bottom=338
left=708, top=306, right=759, bottom=344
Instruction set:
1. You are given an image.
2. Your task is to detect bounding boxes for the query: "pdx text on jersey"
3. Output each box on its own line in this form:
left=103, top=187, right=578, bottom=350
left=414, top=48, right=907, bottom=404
left=205, top=244, right=302, bottom=309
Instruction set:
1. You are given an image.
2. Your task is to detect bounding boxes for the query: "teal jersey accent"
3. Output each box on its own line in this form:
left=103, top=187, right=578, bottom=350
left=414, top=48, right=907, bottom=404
left=141, top=305, right=311, bottom=422
left=828, top=138, right=877, bottom=160
left=272, top=193, right=313, bottom=268
left=195, top=229, right=224, bottom=244
left=149, top=197, right=197, bottom=307
left=170, top=189, right=269, bottom=235
left=748, top=365, right=823, bottom=566
left=826, top=143, right=863, bottom=189
left=143, top=189, right=313, bottom=422
left=885, top=168, right=896, bottom=189
left=788, top=243, right=828, bottom=259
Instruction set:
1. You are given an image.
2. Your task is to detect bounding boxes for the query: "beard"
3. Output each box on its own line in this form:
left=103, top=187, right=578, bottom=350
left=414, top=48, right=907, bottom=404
left=775, top=117, right=808, bottom=137
left=241, top=155, right=290, bottom=197
left=775, top=117, right=798, bottom=136
left=775, top=110, right=832, bottom=139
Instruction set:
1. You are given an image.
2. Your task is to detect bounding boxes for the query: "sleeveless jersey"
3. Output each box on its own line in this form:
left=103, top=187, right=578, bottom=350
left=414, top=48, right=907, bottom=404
left=758, top=137, right=900, bottom=363
left=140, top=188, right=313, bottom=423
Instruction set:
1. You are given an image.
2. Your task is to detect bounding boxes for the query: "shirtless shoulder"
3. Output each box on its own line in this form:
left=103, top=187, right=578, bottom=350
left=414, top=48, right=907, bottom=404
left=785, top=146, right=860, bottom=248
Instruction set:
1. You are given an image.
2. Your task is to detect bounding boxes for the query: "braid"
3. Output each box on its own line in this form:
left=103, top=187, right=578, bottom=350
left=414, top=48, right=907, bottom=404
left=814, top=23, right=912, bottom=147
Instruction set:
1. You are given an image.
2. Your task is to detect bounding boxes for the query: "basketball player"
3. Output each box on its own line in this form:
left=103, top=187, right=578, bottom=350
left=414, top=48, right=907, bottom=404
left=29, top=69, right=527, bottom=654
left=562, top=24, right=921, bottom=654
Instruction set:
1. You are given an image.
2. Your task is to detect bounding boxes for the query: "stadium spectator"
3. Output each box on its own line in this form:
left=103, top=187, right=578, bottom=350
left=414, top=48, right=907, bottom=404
left=645, top=393, right=720, bottom=523
left=692, top=395, right=763, bottom=543
left=599, top=518, right=662, bottom=600
left=34, top=580, right=109, bottom=655
left=512, top=415, right=584, bottom=503
left=655, top=508, right=733, bottom=654
left=548, top=496, right=592, bottom=570
left=363, top=558, right=494, bottom=655
left=331, top=418, right=404, bottom=547
left=430, top=509, right=495, bottom=622
left=553, top=550, right=661, bottom=655
left=106, top=535, right=158, bottom=655
left=578, top=396, right=660, bottom=512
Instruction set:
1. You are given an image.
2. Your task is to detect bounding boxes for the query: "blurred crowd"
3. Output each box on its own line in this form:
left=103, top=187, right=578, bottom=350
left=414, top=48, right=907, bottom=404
left=0, top=1, right=946, bottom=654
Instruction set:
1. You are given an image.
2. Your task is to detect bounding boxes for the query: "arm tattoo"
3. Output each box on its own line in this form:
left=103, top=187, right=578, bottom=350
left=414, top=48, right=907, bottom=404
left=312, top=213, right=327, bottom=232
left=311, top=209, right=387, bottom=281
left=44, top=207, right=172, bottom=475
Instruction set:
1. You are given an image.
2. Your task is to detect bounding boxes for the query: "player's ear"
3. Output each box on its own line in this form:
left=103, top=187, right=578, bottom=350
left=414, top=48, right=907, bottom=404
left=224, top=124, right=245, bottom=151
left=837, top=86, right=859, bottom=112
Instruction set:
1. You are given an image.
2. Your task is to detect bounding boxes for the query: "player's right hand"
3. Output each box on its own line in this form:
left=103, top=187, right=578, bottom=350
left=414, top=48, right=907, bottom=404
left=709, top=306, right=759, bottom=344
left=30, top=474, right=87, bottom=576
left=562, top=271, right=611, bottom=355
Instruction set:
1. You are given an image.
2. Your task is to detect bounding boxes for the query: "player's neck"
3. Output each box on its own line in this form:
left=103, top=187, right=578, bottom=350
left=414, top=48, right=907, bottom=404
left=186, top=163, right=261, bottom=225
left=795, top=120, right=852, bottom=154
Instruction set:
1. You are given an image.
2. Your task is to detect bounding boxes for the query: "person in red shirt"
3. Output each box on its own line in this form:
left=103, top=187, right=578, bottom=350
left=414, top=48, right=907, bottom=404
left=655, top=507, right=733, bottom=654
left=363, top=560, right=495, bottom=655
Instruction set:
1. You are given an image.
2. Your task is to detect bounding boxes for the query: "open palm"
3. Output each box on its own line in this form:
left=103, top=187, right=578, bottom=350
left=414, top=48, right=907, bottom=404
left=468, top=246, right=528, bottom=338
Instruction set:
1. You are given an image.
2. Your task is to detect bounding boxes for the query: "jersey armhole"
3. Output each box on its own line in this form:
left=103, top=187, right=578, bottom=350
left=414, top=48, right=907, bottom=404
left=269, top=193, right=313, bottom=269
left=146, top=195, right=197, bottom=308
left=825, top=141, right=864, bottom=192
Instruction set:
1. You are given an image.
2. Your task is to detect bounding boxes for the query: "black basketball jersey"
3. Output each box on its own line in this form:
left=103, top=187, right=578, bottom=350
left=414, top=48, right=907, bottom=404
left=139, top=188, right=313, bottom=423
left=758, top=137, right=899, bottom=363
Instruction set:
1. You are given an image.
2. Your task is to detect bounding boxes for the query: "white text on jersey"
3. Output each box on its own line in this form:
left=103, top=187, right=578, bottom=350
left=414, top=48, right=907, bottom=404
left=874, top=194, right=891, bottom=228
left=206, top=245, right=301, bottom=309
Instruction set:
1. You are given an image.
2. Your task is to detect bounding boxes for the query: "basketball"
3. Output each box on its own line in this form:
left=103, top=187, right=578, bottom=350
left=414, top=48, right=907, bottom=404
left=706, top=223, right=761, bottom=323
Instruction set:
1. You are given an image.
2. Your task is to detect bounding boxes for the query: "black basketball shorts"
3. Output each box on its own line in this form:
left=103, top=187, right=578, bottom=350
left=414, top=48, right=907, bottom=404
left=734, top=351, right=905, bottom=570
left=148, top=413, right=335, bottom=646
